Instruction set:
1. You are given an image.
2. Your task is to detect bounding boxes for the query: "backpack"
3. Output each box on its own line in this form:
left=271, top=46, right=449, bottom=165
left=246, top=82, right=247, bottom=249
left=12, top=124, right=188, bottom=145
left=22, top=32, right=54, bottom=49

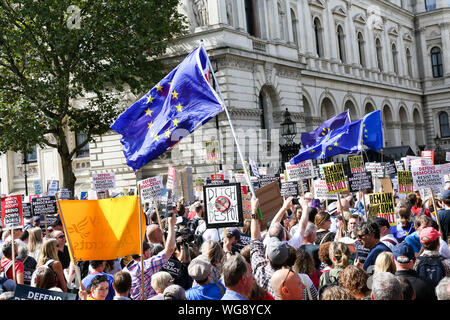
left=0, top=261, right=13, bottom=279
left=415, top=255, right=446, bottom=287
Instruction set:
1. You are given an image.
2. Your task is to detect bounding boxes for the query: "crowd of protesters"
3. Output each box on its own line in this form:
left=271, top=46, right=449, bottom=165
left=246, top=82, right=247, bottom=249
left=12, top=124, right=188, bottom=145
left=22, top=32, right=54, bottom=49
left=0, top=178, right=449, bottom=301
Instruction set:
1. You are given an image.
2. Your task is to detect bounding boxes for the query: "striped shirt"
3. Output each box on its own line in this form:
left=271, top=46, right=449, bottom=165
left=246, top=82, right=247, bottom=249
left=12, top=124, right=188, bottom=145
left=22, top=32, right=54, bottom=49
left=250, top=239, right=275, bottom=297
left=125, top=250, right=169, bottom=300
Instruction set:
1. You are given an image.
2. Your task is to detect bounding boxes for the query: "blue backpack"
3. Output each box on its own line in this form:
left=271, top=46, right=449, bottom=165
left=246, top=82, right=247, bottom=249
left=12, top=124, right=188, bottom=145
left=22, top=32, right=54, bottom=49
left=415, top=256, right=446, bottom=287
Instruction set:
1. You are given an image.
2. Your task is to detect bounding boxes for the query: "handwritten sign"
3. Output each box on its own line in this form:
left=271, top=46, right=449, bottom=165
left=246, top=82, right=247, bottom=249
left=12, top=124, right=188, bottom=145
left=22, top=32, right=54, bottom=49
left=285, top=160, right=315, bottom=181
left=1, top=195, right=23, bottom=230
left=322, top=163, right=349, bottom=194
left=368, top=192, right=396, bottom=226
left=397, top=171, right=414, bottom=194
left=348, top=155, right=365, bottom=174
left=92, top=172, right=115, bottom=191
left=203, top=183, right=243, bottom=229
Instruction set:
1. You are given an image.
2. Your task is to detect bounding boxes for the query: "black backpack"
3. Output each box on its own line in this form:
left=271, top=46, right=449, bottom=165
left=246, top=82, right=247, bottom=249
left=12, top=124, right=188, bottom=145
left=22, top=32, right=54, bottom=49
left=415, top=255, right=446, bottom=287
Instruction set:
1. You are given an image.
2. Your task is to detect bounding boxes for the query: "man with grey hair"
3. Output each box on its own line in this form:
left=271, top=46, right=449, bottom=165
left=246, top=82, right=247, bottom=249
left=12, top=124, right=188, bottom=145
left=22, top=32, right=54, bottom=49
left=371, top=272, right=403, bottom=300
left=435, top=277, right=450, bottom=300
left=300, top=222, right=321, bottom=271
left=221, top=254, right=254, bottom=300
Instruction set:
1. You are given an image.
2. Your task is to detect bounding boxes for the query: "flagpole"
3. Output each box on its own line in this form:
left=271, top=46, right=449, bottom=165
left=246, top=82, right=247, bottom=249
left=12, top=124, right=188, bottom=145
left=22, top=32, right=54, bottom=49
left=55, top=194, right=85, bottom=291
left=205, top=44, right=261, bottom=218
left=137, top=183, right=146, bottom=300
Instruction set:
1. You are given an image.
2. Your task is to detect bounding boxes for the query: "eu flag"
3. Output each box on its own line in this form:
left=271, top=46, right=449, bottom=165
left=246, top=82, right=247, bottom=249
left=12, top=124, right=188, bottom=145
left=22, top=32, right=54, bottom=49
left=361, top=110, right=383, bottom=152
left=301, top=110, right=350, bottom=148
left=290, top=118, right=363, bottom=164
left=111, top=46, right=223, bottom=171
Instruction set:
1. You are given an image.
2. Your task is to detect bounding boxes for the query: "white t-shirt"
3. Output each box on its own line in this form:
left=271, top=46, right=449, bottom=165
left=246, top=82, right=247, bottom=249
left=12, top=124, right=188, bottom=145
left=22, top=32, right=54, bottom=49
left=380, top=234, right=398, bottom=251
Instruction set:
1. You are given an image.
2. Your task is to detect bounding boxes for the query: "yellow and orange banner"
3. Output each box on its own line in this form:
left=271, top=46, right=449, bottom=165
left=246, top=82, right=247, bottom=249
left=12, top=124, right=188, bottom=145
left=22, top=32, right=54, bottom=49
left=58, top=196, right=145, bottom=261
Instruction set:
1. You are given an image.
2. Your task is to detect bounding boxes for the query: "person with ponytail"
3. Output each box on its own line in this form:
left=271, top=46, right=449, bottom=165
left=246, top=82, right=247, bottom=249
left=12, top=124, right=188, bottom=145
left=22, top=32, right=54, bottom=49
left=318, top=242, right=351, bottom=293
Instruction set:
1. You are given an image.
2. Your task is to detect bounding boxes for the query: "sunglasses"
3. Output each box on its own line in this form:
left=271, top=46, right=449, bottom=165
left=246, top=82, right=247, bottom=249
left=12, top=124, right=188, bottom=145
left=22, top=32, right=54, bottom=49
left=356, top=233, right=368, bottom=240
left=57, top=235, right=65, bottom=239
left=282, top=268, right=294, bottom=288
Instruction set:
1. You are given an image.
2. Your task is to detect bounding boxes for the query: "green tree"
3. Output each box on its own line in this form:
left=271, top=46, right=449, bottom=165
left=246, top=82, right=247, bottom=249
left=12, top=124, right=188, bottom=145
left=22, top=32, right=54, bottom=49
left=0, top=0, right=185, bottom=194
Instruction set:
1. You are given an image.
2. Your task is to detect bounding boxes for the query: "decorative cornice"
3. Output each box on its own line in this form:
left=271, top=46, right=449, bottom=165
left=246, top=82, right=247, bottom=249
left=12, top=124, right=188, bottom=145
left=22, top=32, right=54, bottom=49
left=228, top=107, right=262, bottom=119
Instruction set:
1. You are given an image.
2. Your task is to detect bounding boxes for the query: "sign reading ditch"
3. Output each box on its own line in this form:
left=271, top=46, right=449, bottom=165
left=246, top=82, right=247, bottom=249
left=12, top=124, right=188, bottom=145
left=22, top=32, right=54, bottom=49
left=203, top=183, right=243, bottom=229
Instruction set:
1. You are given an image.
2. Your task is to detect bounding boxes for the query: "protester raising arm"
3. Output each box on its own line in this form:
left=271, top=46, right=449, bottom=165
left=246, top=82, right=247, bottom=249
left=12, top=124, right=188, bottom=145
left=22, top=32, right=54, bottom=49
left=267, top=197, right=294, bottom=236
left=164, top=213, right=177, bottom=258
left=250, top=198, right=261, bottom=241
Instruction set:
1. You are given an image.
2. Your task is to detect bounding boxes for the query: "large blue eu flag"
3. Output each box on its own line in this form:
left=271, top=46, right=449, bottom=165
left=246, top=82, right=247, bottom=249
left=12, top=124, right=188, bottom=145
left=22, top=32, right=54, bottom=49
left=111, top=46, right=223, bottom=171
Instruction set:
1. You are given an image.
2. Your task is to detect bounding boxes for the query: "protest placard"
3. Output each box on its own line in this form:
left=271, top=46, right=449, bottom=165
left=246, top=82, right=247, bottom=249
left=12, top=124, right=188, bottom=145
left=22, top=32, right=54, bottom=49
left=22, top=202, right=33, bottom=219
left=258, top=174, right=279, bottom=188
left=313, top=179, right=338, bottom=201
left=410, top=158, right=433, bottom=168
left=348, top=155, right=365, bottom=174
left=31, top=196, right=57, bottom=216
left=421, top=150, right=434, bottom=165
left=318, top=162, right=334, bottom=180
left=166, top=167, right=176, bottom=191
left=14, top=284, right=77, bottom=300
left=47, top=180, right=59, bottom=196
left=394, top=160, right=405, bottom=172
left=92, top=172, right=115, bottom=191
left=205, top=140, right=220, bottom=162
left=280, top=181, right=299, bottom=197
left=347, top=172, right=373, bottom=193
left=1, top=195, right=23, bottom=230
left=255, top=181, right=283, bottom=231
left=365, top=162, right=385, bottom=178
left=57, top=189, right=72, bottom=200
left=397, top=171, right=414, bottom=194
left=446, top=152, right=450, bottom=162
left=203, top=183, right=243, bottom=229
left=249, top=158, right=260, bottom=178
left=383, top=162, right=397, bottom=176
left=33, top=180, right=42, bottom=195
left=285, top=160, right=315, bottom=181
left=139, top=176, right=163, bottom=202
left=241, top=193, right=252, bottom=220
left=402, top=156, right=422, bottom=171
left=322, top=163, right=349, bottom=194
left=368, top=192, right=396, bottom=226
left=411, top=165, right=444, bottom=195
left=180, top=167, right=194, bottom=203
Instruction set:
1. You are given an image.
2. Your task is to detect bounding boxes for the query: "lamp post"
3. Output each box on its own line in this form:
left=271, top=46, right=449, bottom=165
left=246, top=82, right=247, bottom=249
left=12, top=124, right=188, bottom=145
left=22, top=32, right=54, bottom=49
left=279, top=108, right=300, bottom=172
left=434, top=134, right=445, bottom=164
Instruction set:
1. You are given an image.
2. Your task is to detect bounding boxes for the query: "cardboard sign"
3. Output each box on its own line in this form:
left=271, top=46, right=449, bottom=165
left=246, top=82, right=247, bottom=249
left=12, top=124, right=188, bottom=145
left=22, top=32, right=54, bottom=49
left=47, top=180, right=59, bottom=196
left=1, top=195, right=23, bottom=230
left=139, top=176, right=163, bottom=202
left=313, top=179, right=338, bottom=200
left=285, top=160, right=315, bottom=181
left=348, top=172, right=373, bottom=192
left=180, top=167, right=195, bottom=203
left=31, top=196, right=57, bottom=216
left=411, top=165, right=444, bottom=195
left=421, top=150, right=434, bottom=165
left=92, top=172, right=115, bottom=191
left=322, top=163, right=349, bottom=194
left=14, top=284, right=77, bottom=301
left=166, top=167, right=176, bottom=191
left=203, top=183, right=243, bottom=229
left=280, top=181, right=299, bottom=197
left=33, top=180, right=42, bottom=195
left=397, top=171, right=414, bottom=194
left=368, top=192, right=396, bottom=226
left=255, top=181, right=283, bottom=231
left=205, top=140, right=220, bottom=162
left=376, top=178, right=393, bottom=194
left=258, top=174, right=279, bottom=188
left=348, top=155, right=365, bottom=174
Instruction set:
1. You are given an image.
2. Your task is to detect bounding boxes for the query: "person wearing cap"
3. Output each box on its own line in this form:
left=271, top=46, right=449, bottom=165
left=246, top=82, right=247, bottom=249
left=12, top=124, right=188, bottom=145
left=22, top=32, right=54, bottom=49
left=185, top=255, right=225, bottom=300
left=413, top=227, right=450, bottom=286
left=393, top=242, right=436, bottom=300
left=373, top=217, right=398, bottom=252
left=437, top=189, right=450, bottom=243
left=163, top=284, right=186, bottom=300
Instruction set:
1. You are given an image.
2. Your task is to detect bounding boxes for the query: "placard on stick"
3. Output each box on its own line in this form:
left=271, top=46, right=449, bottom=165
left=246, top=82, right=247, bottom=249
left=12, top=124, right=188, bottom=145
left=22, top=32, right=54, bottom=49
left=322, top=163, right=349, bottom=193
left=203, top=183, right=243, bottom=229
left=347, top=172, right=373, bottom=193
left=138, top=176, right=163, bottom=203
left=92, top=172, right=116, bottom=191
left=255, top=181, right=283, bottom=231
left=1, top=195, right=23, bottom=230
left=348, top=155, right=365, bottom=174
left=31, top=196, right=57, bottom=216
left=397, top=171, right=413, bottom=194
left=411, top=165, right=444, bottom=195
left=368, top=192, right=396, bottom=226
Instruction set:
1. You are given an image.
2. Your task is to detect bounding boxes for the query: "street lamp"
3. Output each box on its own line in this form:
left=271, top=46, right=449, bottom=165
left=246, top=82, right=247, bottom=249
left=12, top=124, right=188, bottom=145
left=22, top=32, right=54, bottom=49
left=434, top=134, right=445, bottom=164
left=279, top=108, right=300, bottom=171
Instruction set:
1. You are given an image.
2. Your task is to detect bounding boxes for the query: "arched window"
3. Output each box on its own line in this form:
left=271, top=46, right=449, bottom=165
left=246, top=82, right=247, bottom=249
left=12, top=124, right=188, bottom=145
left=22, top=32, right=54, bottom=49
left=337, top=25, right=346, bottom=63
left=290, top=9, right=299, bottom=47
left=376, top=38, right=383, bottom=71
left=314, top=18, right=324, bottom=57
left=392, top=43, right=399, bottom=74
left=440, top=112, right=450, bottom=138
left=357, top=32, right=366, bottom=67
left=406, top=48, right=413, bottom=78
left=431, top=47, right=443, bottom=78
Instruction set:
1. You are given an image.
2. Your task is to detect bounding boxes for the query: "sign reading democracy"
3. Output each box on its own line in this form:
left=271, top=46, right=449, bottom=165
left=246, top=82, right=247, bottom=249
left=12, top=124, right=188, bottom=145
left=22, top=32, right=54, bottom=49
left=411, top=165, right=444, bottom=195
left=31, top=196, right=57, bottom=216
left=139, top=176, right=163, bottom=202
left=1, top=195, right=23, bottom=230
left=397, top=171, right=414, bottom=194
left=285, top=160, right=315, bottom=181
left=368, top=192, right=396, bottom=226
left=347, top=172, right=373, bottom=193
left=92, top=172, right=115, bottom=191
left=348, top=155, right=365, bottom=174
left=322, top=163, right=349, bottom=194
left=203, top=183, right=243, bottom=229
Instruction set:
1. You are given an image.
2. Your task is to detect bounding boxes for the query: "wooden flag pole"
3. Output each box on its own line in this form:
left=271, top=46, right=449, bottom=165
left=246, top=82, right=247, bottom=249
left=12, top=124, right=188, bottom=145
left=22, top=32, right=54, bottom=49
left=11, top=231, right=16, bottom=282
left=153, top=200, right=166, bottom=244
left=54, top=194, right=85, bottom=291
left=429, top=188, right=444, bottom=241
left=337, top=192, right=347, bottom=231
left=137, top=184, right=146, bottom=300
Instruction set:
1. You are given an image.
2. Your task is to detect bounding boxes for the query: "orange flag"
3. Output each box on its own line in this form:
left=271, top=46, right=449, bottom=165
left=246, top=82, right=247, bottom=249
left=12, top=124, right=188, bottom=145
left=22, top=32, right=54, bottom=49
left=58, top=196, right=145, bottom=261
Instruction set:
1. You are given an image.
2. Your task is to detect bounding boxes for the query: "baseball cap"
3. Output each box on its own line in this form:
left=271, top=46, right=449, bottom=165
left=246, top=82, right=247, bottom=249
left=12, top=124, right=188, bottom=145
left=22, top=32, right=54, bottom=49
left=419, top=227, right=441, bottom=244
left=227, top=227, right=241, bottom=242
left=392, top=242, right=415, bottom=263
left=304, top=192, right=313, bottom=200
left=265, top=238, right=288, bottom=265
left=439, top=189, right=450, bottom=200
left=163, top=285, right=186, bottom=300
left=327, top=201, right=337, bottom=215
left=338, top=237, right=356, bottom=245
left=187, top=255, right=211, bottom=282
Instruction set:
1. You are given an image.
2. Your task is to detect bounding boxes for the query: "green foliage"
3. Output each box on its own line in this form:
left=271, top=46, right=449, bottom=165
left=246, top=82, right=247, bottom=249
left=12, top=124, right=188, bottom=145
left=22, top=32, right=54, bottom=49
left=0, top=0, right=186, bottom=189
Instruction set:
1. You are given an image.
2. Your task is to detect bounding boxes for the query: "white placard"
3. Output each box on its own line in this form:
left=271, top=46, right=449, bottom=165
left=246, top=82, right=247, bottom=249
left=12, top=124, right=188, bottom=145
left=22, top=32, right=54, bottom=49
left=139, top=176, right=163, bottom=202
left=285, top=160, right=315, bottom=181
left=411, top=165, right=444, bottom=195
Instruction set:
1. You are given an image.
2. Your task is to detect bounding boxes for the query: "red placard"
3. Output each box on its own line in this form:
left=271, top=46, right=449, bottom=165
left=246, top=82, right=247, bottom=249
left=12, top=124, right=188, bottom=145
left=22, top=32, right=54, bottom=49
left=421, top=150, right=434, bottom=165
left=1, top=195, right=23, bottom=230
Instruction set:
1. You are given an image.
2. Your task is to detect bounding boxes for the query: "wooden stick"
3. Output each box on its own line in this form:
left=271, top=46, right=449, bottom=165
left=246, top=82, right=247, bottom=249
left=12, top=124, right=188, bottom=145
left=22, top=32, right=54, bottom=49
left=54, top=194, right=85, bottom=291
left=11, top=232, right=16, bottom=283
left=154, top=200, right=166, bottom=244
left=337, top=192, right=347, bottom=230
left=137, top=184, right=146, bottom=300
left=300, top=180, right=305, bottom=197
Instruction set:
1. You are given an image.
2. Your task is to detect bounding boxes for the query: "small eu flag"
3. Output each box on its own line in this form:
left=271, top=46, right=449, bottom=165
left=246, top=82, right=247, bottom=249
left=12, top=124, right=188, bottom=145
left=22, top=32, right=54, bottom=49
left=111, top=46, right=223, bottom=171
left=361, top=110, right=383, bottom=152
left=300, top=110, right=350, bottom=148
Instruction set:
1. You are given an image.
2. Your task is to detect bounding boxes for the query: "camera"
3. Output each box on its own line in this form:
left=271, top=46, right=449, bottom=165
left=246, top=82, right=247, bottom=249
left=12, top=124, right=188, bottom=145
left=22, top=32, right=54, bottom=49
left=292, top=198, right=299, bottom=205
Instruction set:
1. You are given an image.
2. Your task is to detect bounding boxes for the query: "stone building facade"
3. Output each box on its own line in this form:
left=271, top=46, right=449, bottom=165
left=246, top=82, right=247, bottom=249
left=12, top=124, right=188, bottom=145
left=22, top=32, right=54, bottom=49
left=1, top=0, right=449, bottom=197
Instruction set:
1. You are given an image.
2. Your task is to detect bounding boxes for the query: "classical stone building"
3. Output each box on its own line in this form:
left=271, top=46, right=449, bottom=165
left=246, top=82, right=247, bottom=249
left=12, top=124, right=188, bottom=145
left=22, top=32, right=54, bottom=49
left=1, top=0, right=449, bottom=197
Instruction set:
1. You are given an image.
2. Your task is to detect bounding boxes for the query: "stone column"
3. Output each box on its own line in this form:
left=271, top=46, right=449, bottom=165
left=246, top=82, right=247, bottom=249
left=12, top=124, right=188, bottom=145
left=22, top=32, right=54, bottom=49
left=397, top=26, right=406, bottom=77
left=345, top=1, right=356, bottom=65
left=208, top=0, right=226, bottom=26
left=236, top=0, right=246, bottom=31
left=326, top=6, right=338, bottom=62
left=270, top=0, right=281, bottom=40
left=285, top=0, right=294, bottom=44
left=439, top=22, right=450, bottom=76
left=418, top=27, right=432, bottom=79
left=299, top=0, right=314, bottom=56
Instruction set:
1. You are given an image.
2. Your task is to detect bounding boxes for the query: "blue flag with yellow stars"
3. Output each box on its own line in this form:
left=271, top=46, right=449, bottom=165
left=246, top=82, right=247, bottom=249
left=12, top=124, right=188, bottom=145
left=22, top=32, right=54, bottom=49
left=300, top=110, right=350, bottom=148
left=290, top=110, right=383, bottom=164
left=111, top=46, right=223, bottom=171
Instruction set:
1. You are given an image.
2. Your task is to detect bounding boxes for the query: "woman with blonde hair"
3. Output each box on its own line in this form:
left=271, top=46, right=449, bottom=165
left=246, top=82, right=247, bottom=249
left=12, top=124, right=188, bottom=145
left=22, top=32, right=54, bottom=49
left=318, top=242, right=350, bottom=292
left=148, top=271, right=173, bottom=300
left=27, top=227, right=43, bottom=261
left=35, top=238, right=67, bottom=292
left=200, top=240, right=224, bottom=282
left=374, top=251, right=396, bottom=274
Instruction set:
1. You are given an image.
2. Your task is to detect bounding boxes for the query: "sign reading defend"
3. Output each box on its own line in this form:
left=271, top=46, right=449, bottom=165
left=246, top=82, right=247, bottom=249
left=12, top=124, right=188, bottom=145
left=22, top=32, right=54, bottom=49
left=92, top=172, right=116, bottom=191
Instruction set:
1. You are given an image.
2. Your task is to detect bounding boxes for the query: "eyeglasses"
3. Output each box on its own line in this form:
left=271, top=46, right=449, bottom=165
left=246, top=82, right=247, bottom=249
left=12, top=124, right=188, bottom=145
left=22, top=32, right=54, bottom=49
left=356, top=233, right=368, bottom=240
left=57, top=235, right=65, bottom=239
left=282, top=268, right=293, bottom=288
